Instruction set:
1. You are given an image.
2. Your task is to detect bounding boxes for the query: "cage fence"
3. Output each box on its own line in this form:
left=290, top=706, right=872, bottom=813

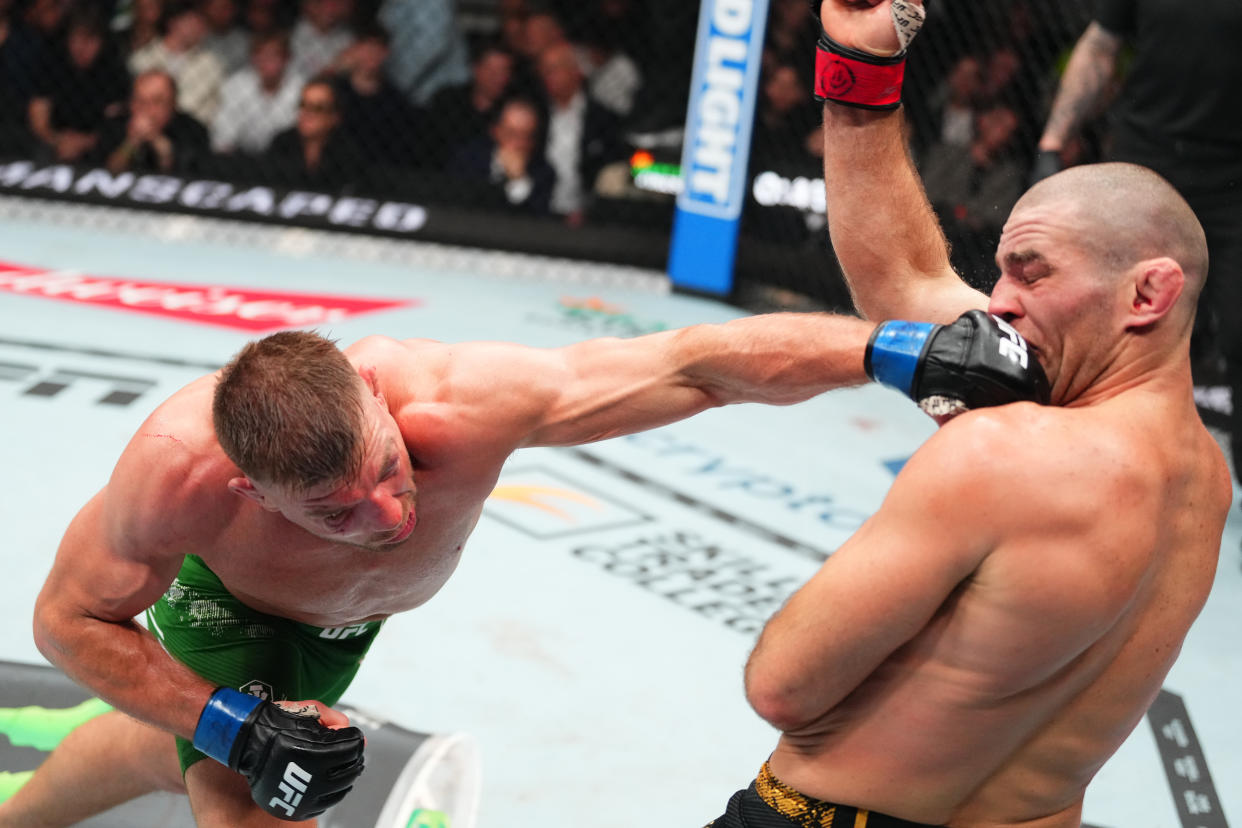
left=0, top=0, right=1096, bottom=308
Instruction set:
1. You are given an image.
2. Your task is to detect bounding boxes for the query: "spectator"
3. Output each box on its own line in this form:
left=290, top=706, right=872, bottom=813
left=453, top=98, right=554, bottom=214
left=763, top=0, right=816, bottom=83
left=211, top=31, right=303, bottom=155
left=522, top=10, right=568, bottom=59
left=1032, top=2, right=1242, bottom=490
left=536, top=40, right=620, bottom=222
left=378, top=0, right=470, bottom=106
left=920, top=104, right=1026, bottom=287
left=129, top=0, right=225, bottom=125
left=113, top=0, right=164, bottom=59
left=750, top=61, right=820, bottom=170
left=289, top=0, right=354, bottom=80
left=423, top=41, right=514, bottom=165
left=496, top=0, right=529, bottom=58
left=27, top=10, right=130, bottom=163
left=0, top=0, right=45, bottom=155
left=263, top=77, right=363, bottom=191
left=503, top=7, right=568, bottom=101
left=242, top=0, right=288, bottom=41
left=91, top=68, right=210, bottom=174
left=199, top=0, right=247, bottom=74
left=589, top=0, right=646, bottom=69
left=330, top=24, right=422, bottom=166
left=580, top=26, right=641, bottom=118
left=19, top=0, right=68, bottom=44
left=928, top=54, right=983, bottom=150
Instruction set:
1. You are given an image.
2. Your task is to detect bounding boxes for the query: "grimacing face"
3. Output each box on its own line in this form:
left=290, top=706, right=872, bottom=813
left=989, top=201, right=1122, bottom=403
left=251, top=389, right=418, bottom=550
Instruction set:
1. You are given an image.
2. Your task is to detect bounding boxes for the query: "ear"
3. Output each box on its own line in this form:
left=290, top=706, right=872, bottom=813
left=1126, top=257, right=1184, bottom=330
left=227, top=477, right=281, bottom=511
left=358, top=365, right=385, bottom=404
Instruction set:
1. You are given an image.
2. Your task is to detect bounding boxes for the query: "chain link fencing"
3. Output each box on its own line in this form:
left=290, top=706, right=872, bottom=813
left=0, top=0, right=1096, bottom=310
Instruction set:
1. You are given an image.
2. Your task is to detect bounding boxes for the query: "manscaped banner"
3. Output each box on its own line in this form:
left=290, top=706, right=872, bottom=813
left=0, top=260, right=416, bottom=332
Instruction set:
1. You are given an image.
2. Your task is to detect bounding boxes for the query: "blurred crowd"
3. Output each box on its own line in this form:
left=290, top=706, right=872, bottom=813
left=0, top=0, right=698, bottom=222
left=3, top=0, right=1238, bottom=471
left=0, top=0, right=1195, bottom=278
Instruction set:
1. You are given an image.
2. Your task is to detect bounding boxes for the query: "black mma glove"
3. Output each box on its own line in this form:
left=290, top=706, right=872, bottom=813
left=1029, top=149, right=1063, bottom=186
left=865, top=310, right=1051, bottom=417
left=193, top=687, right=365, bottom=821
left=809, top=0, right=926, bottom=109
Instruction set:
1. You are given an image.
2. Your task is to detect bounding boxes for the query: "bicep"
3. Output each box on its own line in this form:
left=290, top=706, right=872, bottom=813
left=518, top=333, right=719, bottom=447
left=39, top=493, right=179, bottom=629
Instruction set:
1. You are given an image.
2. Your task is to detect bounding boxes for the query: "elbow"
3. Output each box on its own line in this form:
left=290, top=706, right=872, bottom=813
left=31, top=595, right=74, bottom=669
left=744, top=669, right=815, bottom=732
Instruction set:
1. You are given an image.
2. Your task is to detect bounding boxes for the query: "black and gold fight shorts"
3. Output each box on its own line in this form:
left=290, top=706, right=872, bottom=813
left=705, top=762, right=941, bottom=828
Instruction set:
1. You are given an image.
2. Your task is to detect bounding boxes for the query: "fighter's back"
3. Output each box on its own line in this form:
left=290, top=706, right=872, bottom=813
left=766, top=390, right=1231, bottom=827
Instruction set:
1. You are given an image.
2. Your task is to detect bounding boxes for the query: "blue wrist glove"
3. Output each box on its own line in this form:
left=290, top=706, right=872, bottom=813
left=194, top=686, right=365, bottom=821
left=866, top=310, right=1051, bottom=416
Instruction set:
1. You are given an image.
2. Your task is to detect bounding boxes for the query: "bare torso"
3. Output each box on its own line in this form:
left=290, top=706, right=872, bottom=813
left=125, top=337, right=504, bottom=628
left=769, top=390, right=1230, bottom=826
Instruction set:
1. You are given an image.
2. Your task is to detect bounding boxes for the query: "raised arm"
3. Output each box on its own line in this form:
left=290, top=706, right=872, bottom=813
left=816, top=0, right=988, bottom=323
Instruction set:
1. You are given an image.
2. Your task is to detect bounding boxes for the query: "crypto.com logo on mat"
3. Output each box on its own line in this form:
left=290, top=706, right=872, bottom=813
left=0, top=260, right=417, bottom=332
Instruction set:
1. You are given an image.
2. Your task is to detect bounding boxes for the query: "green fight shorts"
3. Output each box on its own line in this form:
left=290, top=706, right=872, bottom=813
left=145, top=554, right=383, bottom=773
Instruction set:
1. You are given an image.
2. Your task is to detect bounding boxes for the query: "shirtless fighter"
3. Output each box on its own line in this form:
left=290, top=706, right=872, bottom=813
left=2, top=304, right=1045, bottom=826
left=709, top=2, right=1233, bottom=827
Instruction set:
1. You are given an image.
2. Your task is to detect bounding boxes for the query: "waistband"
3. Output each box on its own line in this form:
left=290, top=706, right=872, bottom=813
left=754, top=762, right=939, bottom=828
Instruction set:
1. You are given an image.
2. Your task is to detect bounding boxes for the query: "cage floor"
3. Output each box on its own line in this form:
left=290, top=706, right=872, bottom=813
left=0, top=199, right=1237, bottom=828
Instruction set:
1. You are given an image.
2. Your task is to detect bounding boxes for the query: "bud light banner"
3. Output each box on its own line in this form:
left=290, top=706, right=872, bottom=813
left=668, top=0, right=770, bottom=295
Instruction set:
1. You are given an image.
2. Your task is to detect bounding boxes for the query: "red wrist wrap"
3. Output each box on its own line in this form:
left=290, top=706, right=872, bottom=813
left=814, top=46, right=905, bottom=110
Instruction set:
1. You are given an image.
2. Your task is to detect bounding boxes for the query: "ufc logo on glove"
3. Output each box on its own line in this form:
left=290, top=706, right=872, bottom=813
left=270, top=762, right=313, bottom=817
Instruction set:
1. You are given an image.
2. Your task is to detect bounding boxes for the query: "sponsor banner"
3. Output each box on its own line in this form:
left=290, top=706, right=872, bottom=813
left=571, top=529, right=805, bottom=635
left=0, top=260, right=415, bottom=332
left=1148, top=690, right=1230, bottom=828
left=487, top=467, right=650, bottom=539
left=526, top=295, right=669, bottom=338
left=0, top=161, right=430, bottom=236
left=483, top=462, right=818, bottom=636
left=669, top=0, right=770, bottom=295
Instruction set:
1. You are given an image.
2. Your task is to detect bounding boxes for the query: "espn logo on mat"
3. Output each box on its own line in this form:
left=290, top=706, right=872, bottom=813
left=0, top=260, right=416, bottom=332
left=269, top=762, right=313, bottom=817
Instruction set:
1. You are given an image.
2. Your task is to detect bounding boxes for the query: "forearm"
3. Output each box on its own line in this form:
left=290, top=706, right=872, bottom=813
left=1038, top=23, right=1120, bottom=152
left=105, top=140, right=137, bottom=174
left=27, top=98, right=56, bottom=145
left=680, top=312, right=875, bottom=406
left=821, top=104, right=958, bottom=322
left=34, top=607, right=213, bottom=739
left=744, top=588, right=884, bottom=731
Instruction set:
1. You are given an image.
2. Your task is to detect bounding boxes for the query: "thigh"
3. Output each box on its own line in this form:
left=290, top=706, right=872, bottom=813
left=185, top=758, right=317, bottom=828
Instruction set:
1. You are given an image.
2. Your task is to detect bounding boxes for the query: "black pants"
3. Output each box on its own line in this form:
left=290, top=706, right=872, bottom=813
left=706, top=764, right=940, bottom=828
left=1111, top=145, right=1242, bottom=485
left=1188, top=188, right=1242, bottom=483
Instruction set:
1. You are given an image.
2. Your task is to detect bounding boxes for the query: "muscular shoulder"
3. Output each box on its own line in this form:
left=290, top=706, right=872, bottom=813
left=102, top=376, right=235, bottom=558
left=904, top=403, right=1139, bottom=537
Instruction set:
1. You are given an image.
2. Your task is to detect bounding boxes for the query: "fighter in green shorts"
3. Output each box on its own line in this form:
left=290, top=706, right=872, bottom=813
left=145, top=555, right=382, bottom=774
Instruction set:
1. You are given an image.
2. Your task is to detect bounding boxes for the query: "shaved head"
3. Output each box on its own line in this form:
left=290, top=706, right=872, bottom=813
left=1016, top=163, right=1208, bottom=305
